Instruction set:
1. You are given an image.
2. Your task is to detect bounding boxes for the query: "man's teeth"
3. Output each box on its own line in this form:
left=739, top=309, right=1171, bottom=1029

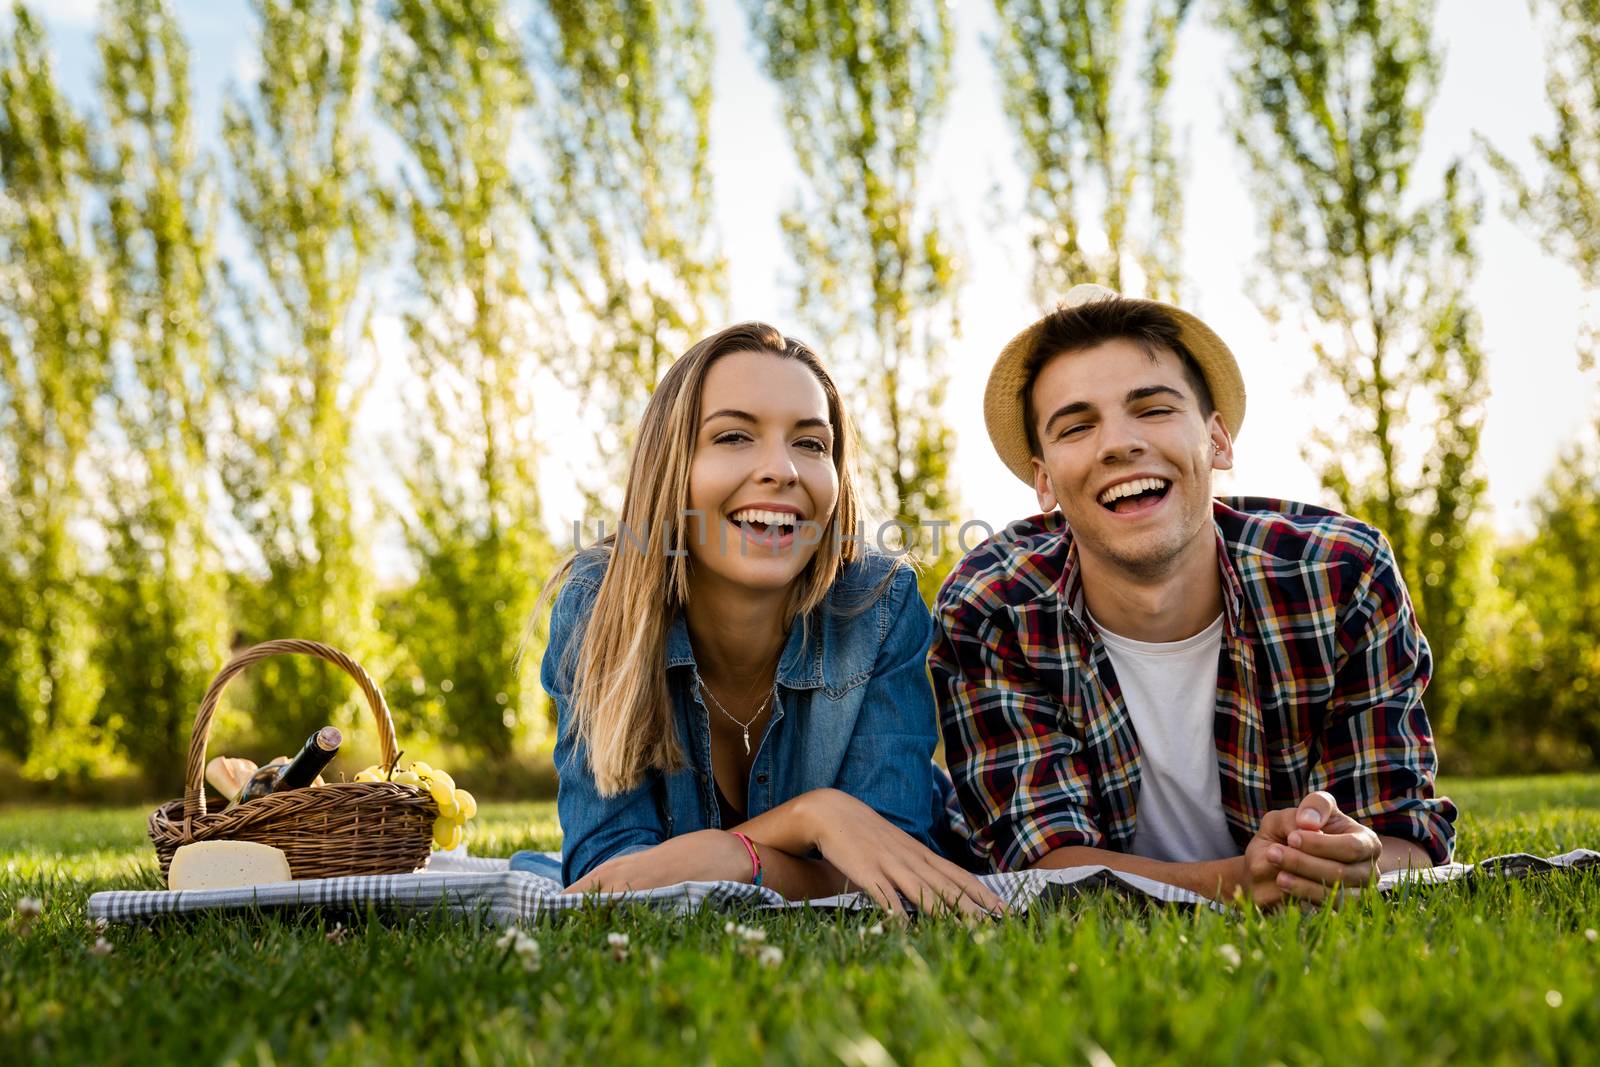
left=1097, top=477, right=1170, bottom=505
left=729, top=508, right=798, bottom=528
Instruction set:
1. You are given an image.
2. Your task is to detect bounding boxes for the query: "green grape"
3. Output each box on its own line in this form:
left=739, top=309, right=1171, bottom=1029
left=433, top=818, right=464, bottom=850
left=430, top=780, right=461, bottom=819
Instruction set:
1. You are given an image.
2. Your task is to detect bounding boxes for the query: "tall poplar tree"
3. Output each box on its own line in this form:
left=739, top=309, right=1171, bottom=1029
left=1487, top=0, right=1600, bottom=363
left=0, top=8, right=113, bottom=779
left=530, top=0, right=726, bottom=515
left=377, top=0, right=554, bottom=756
left=1473, top=0, right=1600, bottom=764
left=92, top=0, right=232, bottom=791
left=992, top=0, right=1192, bottom=303
left=219, top=0, right=385, bottom=747
left=1220, top=0, right=1489, bottom=733
left=743, top=0, right=962, bottom=596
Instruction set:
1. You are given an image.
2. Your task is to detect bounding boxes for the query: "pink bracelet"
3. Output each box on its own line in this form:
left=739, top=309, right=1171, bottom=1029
left=728, top=830, right=763, bottom=886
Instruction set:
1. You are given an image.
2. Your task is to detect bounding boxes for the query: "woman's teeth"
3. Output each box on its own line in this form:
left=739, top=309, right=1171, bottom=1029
left=729, top=508, right=798, bottom=528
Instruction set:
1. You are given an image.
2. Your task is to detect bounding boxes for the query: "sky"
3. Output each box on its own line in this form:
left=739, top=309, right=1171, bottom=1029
left=29, top=0, right=1600, bottom=569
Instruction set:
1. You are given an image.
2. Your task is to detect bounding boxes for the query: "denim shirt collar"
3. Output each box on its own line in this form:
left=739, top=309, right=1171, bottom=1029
left=663, top=607, right=826, bottom=690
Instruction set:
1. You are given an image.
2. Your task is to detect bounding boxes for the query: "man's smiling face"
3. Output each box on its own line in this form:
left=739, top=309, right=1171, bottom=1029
left=1029, top=336, right=1233, bottom=578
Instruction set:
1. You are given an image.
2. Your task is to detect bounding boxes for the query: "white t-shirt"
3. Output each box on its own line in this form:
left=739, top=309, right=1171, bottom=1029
left=1091, top=612, right=1241, bottom=863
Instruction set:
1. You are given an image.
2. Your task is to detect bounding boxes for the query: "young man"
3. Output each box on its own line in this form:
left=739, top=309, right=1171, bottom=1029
left=931, top=284, right=1456, bottom=907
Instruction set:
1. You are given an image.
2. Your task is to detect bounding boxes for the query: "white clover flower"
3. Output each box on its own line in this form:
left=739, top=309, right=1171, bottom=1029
left=1217, top=944, right=1242, bottom=970
left=17, top=897, right=42, bottom=919
left=90, top=937, right=114, bottom=957
left=757, top=945, right=783, bottom=968
left=607, top=931, right=631, bottom=962
left=1586, top=928, right=1598, bottom=944
left=1546, top=990, right=1564, bottom=1009
left=494, top=925, right=540, bottom=966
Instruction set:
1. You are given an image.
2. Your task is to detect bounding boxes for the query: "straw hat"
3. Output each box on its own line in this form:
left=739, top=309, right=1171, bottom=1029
left=983, top=283, right=1247, bottom=485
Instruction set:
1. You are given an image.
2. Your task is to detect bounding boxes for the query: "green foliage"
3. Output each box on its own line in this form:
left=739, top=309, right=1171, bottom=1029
left=217, top=0, right=388, bottom=752
left=4, top=780, right=1600, bottom=1064
left=1, top=0, right=1595, bottom=786
left=743, top=0, right=963, bottom=599
left=376, top=0, right=555, bottom=756
left=1220, top=0, right=1489, bottom=735
left=1460, top=432, right=1600, bottom=771
left=531, top=0, right=727, bottom=517
left=0, top=8, right=114, bottom=780
left=992, top=0, right=1192, bottom=303
left=1462, top=0, right=1600, bottom=772
left=91, top=0, right=232, bottom=795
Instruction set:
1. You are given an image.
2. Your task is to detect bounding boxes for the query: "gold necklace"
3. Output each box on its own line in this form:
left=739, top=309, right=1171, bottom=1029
left=699, top=680, right=776, bottom=756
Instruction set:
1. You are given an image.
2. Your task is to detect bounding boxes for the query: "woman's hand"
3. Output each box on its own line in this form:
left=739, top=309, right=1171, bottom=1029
left=561, top=792, right=1009, bottom=919
left=797, top=789, right=1007, bottom=919
left=563, top=830, right=750, bottom=894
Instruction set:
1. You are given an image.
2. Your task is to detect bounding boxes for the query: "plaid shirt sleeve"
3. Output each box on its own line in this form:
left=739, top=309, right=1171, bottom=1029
left=930, top=570, right=1105, bottom=872
left=1315, top=532, right=1458, bottom=864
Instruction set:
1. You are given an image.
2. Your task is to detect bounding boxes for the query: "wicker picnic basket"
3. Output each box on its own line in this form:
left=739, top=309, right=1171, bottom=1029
left=148, top=639, right=438, bottom=882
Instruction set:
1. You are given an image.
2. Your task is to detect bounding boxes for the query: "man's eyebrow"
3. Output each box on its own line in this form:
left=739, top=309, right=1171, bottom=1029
left=702, top=409, right=832, bottom=432
left=1126, top=385, right=1186, bottom=404
left=1043, top=401, right=1093, bottom=436
left=1042, top=385, right=1187, bottom=436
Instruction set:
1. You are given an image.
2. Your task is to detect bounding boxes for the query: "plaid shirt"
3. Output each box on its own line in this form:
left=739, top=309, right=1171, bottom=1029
left=931, top=497, right=1457, bottom=872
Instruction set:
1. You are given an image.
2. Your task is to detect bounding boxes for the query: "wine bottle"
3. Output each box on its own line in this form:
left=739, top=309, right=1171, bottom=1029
left=227, top=726, right=343, bottom=808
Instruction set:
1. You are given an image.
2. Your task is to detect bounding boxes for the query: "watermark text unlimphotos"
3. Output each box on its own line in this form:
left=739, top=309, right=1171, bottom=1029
left=569, top=513, right=1020, bottom=557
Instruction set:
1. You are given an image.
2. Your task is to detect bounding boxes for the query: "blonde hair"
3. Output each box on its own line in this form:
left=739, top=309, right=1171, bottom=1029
left=540, top=323, right=864, bottom=796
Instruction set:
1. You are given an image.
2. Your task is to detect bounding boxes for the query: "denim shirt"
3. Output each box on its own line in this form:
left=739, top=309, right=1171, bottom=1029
left=547, top=550, right=944, bottom=885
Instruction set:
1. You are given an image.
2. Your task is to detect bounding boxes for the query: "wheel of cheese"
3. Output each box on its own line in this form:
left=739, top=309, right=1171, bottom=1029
left=168, top=840, right=294, bottom=891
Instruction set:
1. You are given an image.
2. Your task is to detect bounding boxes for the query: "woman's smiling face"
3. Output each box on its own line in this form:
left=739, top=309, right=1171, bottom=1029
left=686, top=350, right=840, bottom=594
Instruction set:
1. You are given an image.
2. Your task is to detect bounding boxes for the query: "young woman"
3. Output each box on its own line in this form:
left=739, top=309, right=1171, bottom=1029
left=510, top=322, right=1000, bottom=917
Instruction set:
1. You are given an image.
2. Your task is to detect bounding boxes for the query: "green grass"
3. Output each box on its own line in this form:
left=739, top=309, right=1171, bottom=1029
left=3, top=777, right=1598, bottom=1066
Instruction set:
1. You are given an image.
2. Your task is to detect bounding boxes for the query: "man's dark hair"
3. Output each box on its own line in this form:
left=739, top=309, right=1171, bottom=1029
left=1022, top=297, right=1216, bottom=456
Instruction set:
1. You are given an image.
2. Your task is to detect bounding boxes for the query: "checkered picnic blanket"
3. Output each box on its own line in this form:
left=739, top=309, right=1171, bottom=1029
left=87, top=848, right=1598, bottom=925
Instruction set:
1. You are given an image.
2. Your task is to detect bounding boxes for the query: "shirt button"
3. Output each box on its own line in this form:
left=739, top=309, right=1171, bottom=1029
left=756, top=773, right=769, bottom=784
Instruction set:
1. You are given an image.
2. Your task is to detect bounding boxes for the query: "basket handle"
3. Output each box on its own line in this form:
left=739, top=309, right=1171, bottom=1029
left=183, top=639, right=400, bottom=821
